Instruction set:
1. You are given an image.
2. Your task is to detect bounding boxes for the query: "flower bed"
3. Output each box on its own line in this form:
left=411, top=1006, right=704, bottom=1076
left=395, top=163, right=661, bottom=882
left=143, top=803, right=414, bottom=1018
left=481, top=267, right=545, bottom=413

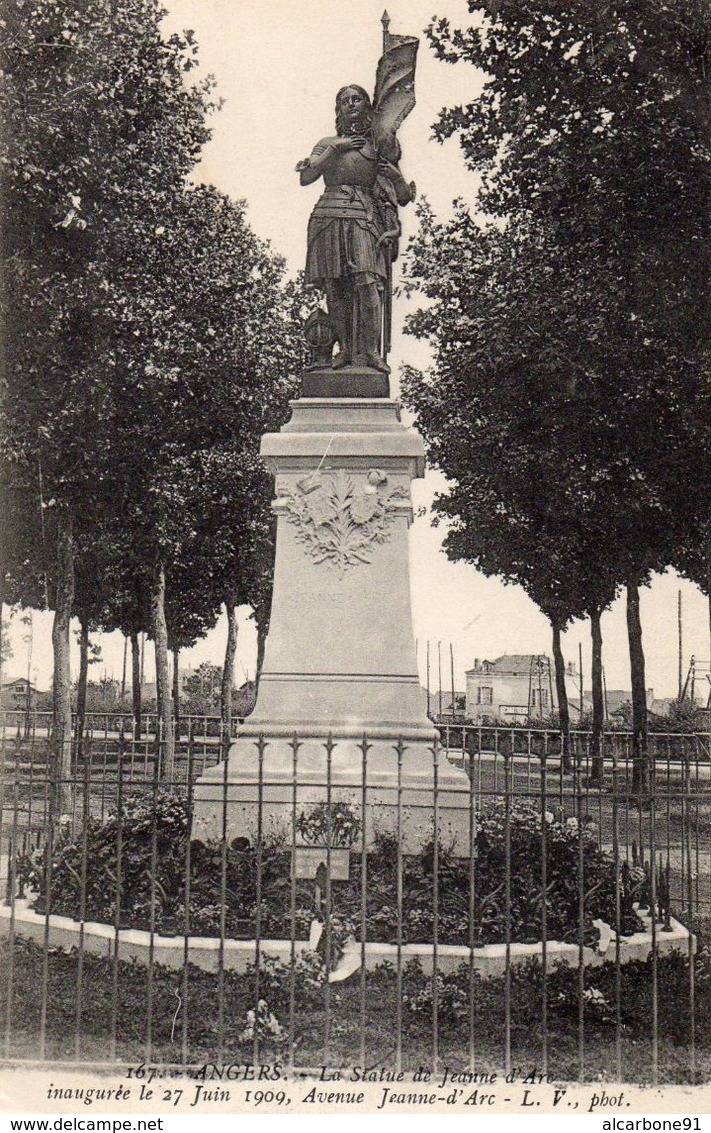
left=13, top=792, right=650, bottom=949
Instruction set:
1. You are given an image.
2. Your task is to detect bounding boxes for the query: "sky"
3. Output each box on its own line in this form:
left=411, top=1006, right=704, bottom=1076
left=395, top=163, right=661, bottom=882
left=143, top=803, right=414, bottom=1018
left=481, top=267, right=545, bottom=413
left=5, top=0, right=710, bottom=702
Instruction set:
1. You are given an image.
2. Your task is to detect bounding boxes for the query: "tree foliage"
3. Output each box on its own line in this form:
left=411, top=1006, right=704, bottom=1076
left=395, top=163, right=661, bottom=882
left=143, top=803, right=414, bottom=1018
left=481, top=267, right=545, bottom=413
left=402, top=1, right=711, bottom=772
left=1, top=0, right=306, bottom=766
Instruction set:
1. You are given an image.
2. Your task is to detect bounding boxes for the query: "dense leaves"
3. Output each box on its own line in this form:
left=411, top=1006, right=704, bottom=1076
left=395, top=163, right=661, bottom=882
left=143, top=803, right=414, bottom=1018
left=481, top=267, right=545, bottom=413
left=1, top=0, right=307, bottom=755
left=401, top=1, right=710, bottom=774
left=20, top=795, right=642, bottom=947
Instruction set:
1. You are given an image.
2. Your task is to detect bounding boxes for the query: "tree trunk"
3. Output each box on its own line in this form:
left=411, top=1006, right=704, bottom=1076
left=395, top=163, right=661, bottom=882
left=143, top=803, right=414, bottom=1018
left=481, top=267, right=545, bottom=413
left=172, top=647, right=180, bottom=739
left=0, top=588, right=5, bottom=695
left=589, top=606, right=604, bottom=785
left=75, top=615, right=89, bottom=760
left=51, top=509, right=74, bottom=809
left=626, top=577, right=649, bottom=793
left=222, top=600, right=238, bottom=750
left=255, top=616, right=267, bottom=690
left=551, top=621, right=571, bottom=773
left=151, top=561, right=174, bottom=777
left=121, top=635, right=128, bottom=704
left=130, top=629, right=142, bottom=739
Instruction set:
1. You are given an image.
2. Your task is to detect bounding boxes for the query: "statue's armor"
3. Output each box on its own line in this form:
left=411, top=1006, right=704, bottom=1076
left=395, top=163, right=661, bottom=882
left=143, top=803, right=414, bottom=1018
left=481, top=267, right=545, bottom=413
left=305, top=140, right=387, bottom=287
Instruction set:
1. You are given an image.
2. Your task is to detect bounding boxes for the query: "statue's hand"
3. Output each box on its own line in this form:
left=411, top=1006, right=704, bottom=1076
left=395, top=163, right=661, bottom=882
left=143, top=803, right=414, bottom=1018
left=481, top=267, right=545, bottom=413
left=333, top=135, right=367, bottom=152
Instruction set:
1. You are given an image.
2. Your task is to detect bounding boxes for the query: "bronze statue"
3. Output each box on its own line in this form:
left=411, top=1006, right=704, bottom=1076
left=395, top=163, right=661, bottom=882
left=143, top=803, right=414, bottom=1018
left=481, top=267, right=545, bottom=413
left=297, top=17, right=418, bottom=377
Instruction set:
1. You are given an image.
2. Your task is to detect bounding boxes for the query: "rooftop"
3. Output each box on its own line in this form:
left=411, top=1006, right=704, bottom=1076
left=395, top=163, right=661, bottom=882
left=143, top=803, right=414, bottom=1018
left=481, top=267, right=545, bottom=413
left=467, top=654, right=551, bottom=677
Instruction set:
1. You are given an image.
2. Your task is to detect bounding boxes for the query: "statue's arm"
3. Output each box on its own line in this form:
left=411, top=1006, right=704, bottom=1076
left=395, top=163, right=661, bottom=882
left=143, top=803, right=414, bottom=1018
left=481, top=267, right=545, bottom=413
left=296, top=139, right=337, bottom=186
left=378, top=130, right=401, bottom=164
left=379, top=157, right=416, bottom=206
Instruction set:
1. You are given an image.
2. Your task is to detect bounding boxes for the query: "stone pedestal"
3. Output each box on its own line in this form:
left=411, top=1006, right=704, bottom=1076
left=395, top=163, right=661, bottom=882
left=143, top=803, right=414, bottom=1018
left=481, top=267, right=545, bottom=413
left=192, top=394, right=473, bottom=854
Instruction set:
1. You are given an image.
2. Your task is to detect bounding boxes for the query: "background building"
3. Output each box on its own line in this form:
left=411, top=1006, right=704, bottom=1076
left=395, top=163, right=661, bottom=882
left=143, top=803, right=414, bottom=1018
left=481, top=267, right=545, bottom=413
left=0, top=677, right=38, bottom=712
left=464, top=654, right=658, bottom=724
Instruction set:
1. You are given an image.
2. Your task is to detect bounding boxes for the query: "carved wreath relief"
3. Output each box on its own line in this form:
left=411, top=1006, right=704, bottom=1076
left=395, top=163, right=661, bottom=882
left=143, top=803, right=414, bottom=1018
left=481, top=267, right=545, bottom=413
left=278, top=468, right=408, bottom=573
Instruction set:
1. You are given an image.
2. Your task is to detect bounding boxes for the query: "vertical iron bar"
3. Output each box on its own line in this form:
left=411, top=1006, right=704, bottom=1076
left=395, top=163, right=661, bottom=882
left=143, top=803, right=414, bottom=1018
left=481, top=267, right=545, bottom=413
left=110, top=747, right=124, bottom=1061
left=576, top=757, right=585, bottom=1082
left=216, top=742, right=230, bottom=1062
left=187, top=718, right=195, bottom=787
left=3, top=770, right=20, bottom=1058
left=693, top=746, right=700, bottom=915
left=539, top=749, right=548, bottom=1077
left=38, top=758, right=55, bottom=1059
left=253, top=733, right=265, bottom=1068
left=468, top=726, right=477, bottom=1073
left=27, top=741, right=35, bottom=847
left=101, top=716, right=109, bottom=821
left=288, top=733, right=300, bottom=1078
left=650, top=761, right=658, bottom=1086
left=359, top=734, right=371, bottom=1071
left=612, top=742, right=622, bottom=1082
left=432, top=739, right=439, bottom=1076
left=322, top=733, right=335, bottom=1063
left=683, top=754, right=696, bottom=1082
left=503, top=745, right=511, bottom=1075
left=74, top=760, right=90, bottom=1060
left=181, top=731, right=194, bottom=1068
left=145, top=757, right=159, bottom=1061
left=394, top=736, right=404, bottom=1074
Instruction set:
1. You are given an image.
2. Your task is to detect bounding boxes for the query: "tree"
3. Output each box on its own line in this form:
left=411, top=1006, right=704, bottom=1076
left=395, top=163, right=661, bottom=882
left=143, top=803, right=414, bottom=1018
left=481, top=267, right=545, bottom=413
left=101, top=182, right=303, bottom=769
left=1, top=0, right=215, bottom=784
left=2, top=3, right=305, bottom=782
left=182, top=662, right=222, bottom=715
left=402, top=1, right=710, bottom=788
left=402, top=207, right=622, bottom=774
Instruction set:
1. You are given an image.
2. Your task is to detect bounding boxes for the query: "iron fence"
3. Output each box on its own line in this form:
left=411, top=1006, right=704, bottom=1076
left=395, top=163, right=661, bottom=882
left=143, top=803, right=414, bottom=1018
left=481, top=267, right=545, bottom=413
left=0, top=729, right=709, bottom=1083
left=438, top=723, right=711, bottom=765
left=3, top=712, right=708, bottom=768
left=0, top=711, right=243, bottom=777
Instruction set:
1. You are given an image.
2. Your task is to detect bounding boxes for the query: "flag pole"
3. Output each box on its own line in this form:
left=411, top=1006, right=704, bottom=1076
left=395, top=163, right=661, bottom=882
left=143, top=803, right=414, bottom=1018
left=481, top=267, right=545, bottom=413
left=381, top=9, right=391, bottom=52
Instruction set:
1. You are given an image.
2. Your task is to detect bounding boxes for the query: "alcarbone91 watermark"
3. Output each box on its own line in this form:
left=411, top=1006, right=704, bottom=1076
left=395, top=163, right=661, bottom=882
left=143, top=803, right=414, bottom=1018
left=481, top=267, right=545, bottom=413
left=602, top=1121, right=702, bottom=1130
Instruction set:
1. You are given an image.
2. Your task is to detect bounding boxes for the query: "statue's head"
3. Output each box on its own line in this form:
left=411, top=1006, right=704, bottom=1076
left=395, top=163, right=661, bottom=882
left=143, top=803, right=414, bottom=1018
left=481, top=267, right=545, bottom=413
left=335, top=85, right=373, bottom=136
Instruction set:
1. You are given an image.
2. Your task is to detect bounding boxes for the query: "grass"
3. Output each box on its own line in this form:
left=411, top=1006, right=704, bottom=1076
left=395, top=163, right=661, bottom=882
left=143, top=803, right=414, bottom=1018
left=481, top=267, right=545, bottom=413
left=1, top=934, right=710, bottom=1084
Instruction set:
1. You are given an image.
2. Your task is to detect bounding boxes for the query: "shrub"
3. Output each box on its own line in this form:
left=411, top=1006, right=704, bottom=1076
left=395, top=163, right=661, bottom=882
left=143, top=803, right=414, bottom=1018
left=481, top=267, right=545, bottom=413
left=19, top=796, right=643, bottom=948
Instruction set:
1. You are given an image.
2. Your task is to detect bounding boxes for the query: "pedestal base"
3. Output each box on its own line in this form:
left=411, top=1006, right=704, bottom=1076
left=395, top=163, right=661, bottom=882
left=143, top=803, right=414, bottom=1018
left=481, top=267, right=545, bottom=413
left=192, top=393, right=473, bottom=855
left=301, top=366, right=390, bottom=399
left=192, top=733, right=475, bottom=856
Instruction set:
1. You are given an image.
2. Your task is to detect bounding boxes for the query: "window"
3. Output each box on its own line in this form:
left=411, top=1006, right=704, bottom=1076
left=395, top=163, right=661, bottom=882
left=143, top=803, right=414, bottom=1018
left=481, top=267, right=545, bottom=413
left=531, top=688, right=549, bottom=707
left=477, top=686, right=493, bottom=705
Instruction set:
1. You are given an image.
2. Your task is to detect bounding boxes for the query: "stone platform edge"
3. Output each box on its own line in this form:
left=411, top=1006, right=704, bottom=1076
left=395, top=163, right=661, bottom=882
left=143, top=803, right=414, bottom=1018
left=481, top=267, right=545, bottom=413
left=0, top=899, right=694, bottom=981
